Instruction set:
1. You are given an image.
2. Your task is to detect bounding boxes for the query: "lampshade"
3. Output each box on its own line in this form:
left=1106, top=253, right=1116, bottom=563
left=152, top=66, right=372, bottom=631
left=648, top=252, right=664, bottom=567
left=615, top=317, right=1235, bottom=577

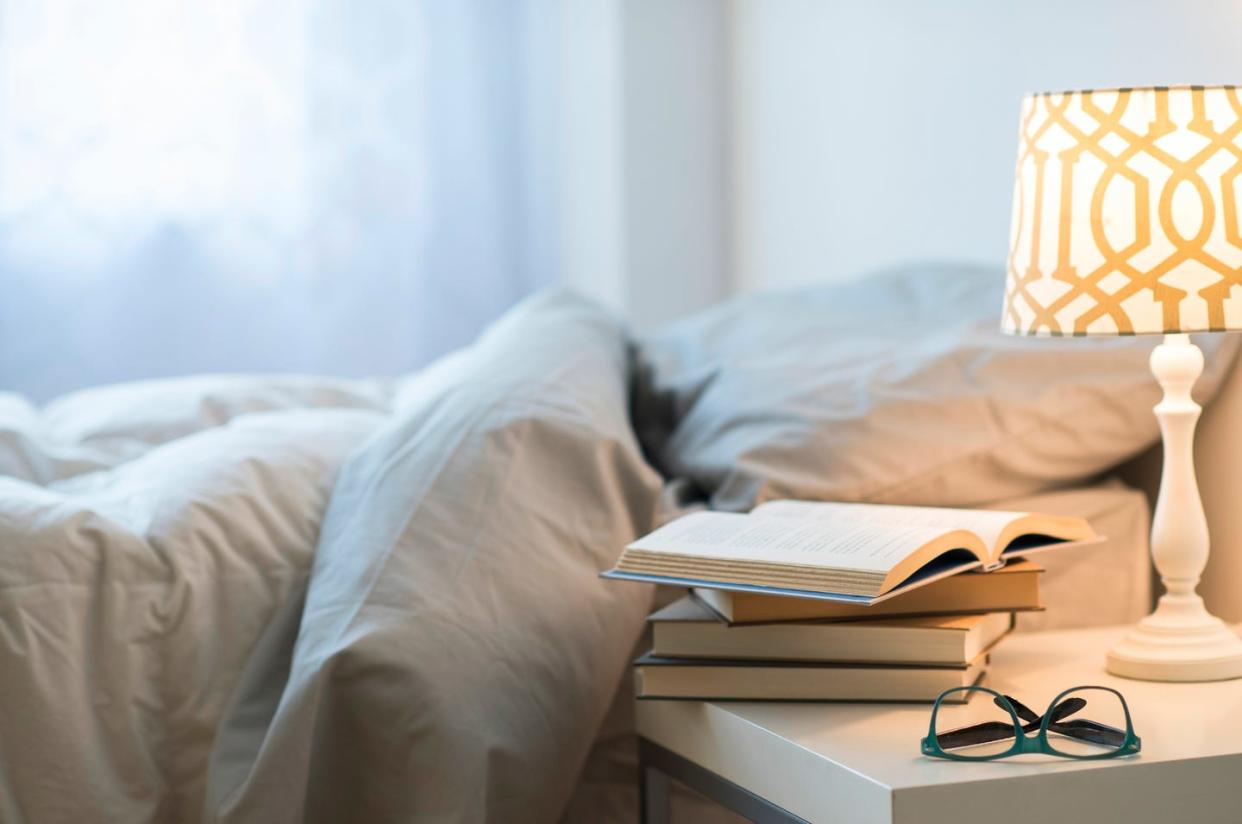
left=1002, top=86, right=1242, bottom=336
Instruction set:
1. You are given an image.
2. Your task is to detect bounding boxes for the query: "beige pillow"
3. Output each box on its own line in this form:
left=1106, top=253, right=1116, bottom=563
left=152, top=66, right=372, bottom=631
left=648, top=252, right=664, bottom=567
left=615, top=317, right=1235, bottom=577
left=633, top=263, right=1240, bottom=510
left=992, top=479, right=1152, bottom=632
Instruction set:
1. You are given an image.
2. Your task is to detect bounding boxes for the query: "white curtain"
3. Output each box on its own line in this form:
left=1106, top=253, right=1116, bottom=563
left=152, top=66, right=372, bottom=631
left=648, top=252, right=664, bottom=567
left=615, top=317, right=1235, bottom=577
left=0, top=1, right=562, bottom=400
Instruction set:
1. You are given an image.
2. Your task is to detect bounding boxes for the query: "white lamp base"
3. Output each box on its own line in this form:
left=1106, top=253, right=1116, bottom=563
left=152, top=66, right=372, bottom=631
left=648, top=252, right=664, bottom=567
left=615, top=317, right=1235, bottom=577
left=1105, top=333, right=1242, bottom=682
left=1106, top=593, right=1242, bottom=682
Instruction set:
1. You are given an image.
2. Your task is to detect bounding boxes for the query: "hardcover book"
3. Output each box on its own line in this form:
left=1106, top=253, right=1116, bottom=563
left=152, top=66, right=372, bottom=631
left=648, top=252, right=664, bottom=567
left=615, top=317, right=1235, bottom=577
left=650, top=596, right=1012, bottom=665
left=633, top=652, right=987, bottom=702
left=693, top=559, right=1042, bottom=624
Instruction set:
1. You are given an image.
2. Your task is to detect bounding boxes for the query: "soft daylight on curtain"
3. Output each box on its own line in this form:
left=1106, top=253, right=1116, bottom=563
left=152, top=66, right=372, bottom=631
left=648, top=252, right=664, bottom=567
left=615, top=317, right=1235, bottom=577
left=0, top=0, right=560, bottom=400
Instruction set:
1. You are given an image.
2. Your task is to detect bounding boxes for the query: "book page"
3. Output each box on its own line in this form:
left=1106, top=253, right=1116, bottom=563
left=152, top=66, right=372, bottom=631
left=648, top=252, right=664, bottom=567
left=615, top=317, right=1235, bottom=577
left=628, top=511, right=957, bottom=573
left=755, top=500, right=1026, bottom=559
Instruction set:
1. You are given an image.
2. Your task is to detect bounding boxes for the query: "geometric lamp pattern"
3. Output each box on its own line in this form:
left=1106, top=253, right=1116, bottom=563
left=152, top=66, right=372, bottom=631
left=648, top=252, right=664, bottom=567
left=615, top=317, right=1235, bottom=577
left=1002, top=86, right=1242, bottom=335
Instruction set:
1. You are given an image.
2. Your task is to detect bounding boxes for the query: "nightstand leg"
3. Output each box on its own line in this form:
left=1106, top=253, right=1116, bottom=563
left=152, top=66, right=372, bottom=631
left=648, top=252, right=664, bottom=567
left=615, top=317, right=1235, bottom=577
left=640, top=763, right=671, bottom=824
left=637, top=737, right=807, bottom=823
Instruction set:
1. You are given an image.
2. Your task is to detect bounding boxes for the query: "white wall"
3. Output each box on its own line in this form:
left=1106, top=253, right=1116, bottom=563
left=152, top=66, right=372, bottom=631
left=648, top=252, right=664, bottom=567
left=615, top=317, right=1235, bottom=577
left=561, top=0, right=732, bottom=328
left=730, top=0, right=1242, bottom=292
left=560, top=0, right=626, bottom=313
left=0, top=1, right=571, bottom=399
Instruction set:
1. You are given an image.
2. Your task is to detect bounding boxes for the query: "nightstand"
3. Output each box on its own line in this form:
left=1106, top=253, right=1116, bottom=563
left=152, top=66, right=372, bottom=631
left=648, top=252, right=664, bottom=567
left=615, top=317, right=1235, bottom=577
left=637, top=624, right=1242, bottom=824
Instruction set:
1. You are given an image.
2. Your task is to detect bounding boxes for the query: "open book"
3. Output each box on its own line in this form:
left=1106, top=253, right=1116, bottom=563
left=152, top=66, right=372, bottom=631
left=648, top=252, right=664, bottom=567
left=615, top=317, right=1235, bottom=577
left=603, top=500, right=1100, bottom=604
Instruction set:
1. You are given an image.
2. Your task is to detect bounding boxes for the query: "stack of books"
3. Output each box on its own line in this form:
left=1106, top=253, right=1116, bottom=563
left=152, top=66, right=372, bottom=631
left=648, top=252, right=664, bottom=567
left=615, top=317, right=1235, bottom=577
left=604, top=500, right=1100, bottom=703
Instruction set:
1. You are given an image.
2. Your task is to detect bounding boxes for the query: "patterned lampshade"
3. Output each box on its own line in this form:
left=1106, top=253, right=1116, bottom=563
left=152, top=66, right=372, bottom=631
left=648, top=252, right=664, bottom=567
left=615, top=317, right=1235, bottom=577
left=1002, top=86, right=1242, bottom=336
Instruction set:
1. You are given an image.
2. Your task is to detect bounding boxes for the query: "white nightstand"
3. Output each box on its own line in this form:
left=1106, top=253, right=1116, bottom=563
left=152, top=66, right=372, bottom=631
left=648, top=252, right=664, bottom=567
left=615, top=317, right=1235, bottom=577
left=637, top=624, right=1242, bottom=824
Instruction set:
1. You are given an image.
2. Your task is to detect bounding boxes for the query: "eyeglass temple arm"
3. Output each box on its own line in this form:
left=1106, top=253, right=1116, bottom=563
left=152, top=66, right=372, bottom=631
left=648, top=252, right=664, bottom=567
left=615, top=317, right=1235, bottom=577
left=1046, top=718, right=1128, bottom=747
left=933, top=720, right=1023, bottom=749
left=1037, top=696, right=1127, bottom=746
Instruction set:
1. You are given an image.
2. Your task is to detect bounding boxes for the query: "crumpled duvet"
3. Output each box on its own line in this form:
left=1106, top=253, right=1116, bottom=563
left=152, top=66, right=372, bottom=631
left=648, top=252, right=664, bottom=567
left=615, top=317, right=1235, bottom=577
left=0, top=377, right=390, bottom=823
left=0, top=294, right=664, bottom=824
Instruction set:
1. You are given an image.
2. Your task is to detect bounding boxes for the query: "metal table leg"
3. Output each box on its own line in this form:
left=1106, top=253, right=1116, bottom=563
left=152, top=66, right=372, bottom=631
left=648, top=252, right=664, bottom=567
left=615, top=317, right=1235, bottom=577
left=637, top=737, right=808, bottom=824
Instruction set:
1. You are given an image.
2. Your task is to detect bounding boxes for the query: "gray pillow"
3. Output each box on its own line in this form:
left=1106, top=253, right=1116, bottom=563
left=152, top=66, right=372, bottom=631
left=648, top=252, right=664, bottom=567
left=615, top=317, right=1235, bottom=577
left=633, top=262, right=1240, bottom=511
left=206, top=292, right=663, bottom=823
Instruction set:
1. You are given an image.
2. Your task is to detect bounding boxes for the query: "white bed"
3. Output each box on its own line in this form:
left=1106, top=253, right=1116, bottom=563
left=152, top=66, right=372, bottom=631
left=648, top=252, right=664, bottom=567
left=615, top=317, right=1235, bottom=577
left=1, top=266, right=1236, bottom=823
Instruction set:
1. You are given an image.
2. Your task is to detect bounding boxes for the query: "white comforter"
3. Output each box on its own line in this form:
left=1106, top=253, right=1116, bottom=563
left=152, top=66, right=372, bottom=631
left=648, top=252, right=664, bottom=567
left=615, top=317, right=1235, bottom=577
left=0, top=377, right=395, bottom=821
left=0, top=294, right=667, bottom=824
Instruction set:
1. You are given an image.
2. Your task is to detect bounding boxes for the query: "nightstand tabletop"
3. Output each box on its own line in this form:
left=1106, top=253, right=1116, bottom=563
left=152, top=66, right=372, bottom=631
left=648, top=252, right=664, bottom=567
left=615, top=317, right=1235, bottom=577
left=637, top=624, right=1242, bottom=824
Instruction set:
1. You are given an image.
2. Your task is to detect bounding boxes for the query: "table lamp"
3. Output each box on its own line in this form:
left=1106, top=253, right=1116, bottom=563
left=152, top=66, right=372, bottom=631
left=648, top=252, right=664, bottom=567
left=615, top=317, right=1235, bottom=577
left=1003, top=85, right=1242, bottom=681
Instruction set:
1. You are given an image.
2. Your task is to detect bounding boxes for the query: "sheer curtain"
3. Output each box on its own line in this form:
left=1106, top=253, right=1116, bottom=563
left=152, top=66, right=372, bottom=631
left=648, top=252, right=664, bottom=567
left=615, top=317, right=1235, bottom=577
left=0, top=1, right=561, bottom=400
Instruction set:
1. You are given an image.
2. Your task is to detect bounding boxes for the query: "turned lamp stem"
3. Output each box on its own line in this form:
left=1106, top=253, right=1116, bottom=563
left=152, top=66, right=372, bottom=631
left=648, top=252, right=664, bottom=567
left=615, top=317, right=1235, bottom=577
left=1150, top=333, right=1209, bottom=600
left=1105, top=333, right=1242, bottom=681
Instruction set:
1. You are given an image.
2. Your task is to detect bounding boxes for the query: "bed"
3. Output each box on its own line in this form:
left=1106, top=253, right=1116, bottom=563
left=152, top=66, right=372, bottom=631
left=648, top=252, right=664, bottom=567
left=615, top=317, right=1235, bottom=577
left=1, top=264, right=1236, bottom=823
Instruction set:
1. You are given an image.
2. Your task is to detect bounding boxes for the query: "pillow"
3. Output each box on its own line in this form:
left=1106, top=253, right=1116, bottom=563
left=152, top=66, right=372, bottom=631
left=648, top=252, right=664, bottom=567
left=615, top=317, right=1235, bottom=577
left=633, top=262, right=1240, bottom=510
left=996, top=478, right=1152, bottom=633
left=206, top=292, right=664, bottom=824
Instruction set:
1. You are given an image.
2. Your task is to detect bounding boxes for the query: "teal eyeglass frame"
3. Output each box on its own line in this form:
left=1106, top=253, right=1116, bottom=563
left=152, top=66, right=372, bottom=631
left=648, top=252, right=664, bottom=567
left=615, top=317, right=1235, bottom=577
left=921, top=685, right=1142, bottom=761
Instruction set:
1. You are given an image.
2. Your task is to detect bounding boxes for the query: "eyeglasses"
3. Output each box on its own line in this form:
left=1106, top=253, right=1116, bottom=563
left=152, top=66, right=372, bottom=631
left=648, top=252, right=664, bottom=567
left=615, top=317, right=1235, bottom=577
left=921, top=685, right=1141, bottom=761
